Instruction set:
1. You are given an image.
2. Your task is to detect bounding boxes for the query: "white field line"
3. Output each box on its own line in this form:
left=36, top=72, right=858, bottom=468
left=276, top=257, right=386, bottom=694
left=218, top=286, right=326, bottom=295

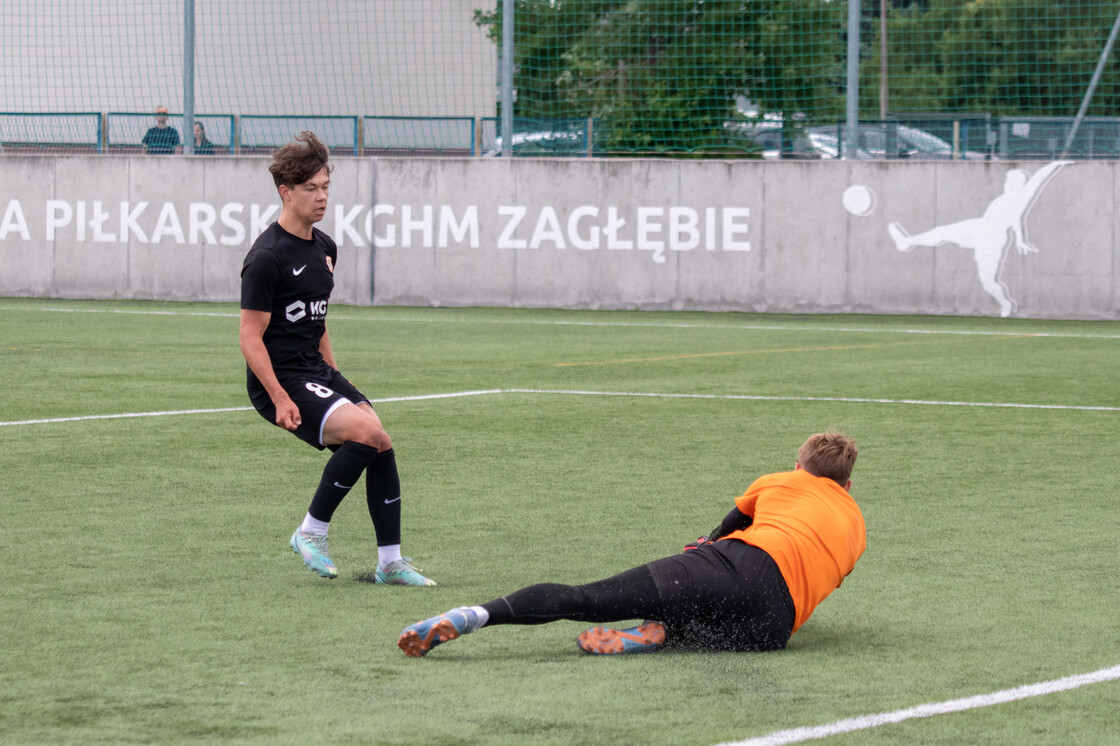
left=0, top=390, right=505, bottom=427
left=2, top=388, right=1116, bottom=428
left=13, top=306, right=239, bottom=318
left=502, top=388, right=1120, bottom=412
left=6, top=303, right=1120, bottom=339
left=0, top=406, right=255, bottom=427
left=719, top=663, right=1120, bottom=746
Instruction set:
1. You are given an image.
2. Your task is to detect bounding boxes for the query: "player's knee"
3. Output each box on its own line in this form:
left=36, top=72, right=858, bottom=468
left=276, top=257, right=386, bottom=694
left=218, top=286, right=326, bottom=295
left=353, top=422, right=390, bottom=451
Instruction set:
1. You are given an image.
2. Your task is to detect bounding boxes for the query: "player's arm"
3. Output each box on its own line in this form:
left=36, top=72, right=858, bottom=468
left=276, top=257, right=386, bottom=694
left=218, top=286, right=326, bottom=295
left=319, top=326, right=339, bottom=370
left=1028, top=160, right=1070, bottom=189
left=684, top=505, right=753, bottom=551
left=1011, top=224, right=1036, bottom=255
left=239, top=309, right=301, bottom=431
left=708, top=506, right=753, bottom=542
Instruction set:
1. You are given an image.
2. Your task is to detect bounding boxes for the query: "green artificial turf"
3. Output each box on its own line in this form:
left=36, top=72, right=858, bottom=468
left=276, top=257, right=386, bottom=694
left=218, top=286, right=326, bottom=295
left=1, top=299, right=1118, bottom=745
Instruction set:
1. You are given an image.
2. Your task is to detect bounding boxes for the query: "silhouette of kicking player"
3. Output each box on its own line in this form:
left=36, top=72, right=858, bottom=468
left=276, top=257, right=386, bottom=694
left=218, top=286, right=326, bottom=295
left=888, top=161, right=1069, bottom=317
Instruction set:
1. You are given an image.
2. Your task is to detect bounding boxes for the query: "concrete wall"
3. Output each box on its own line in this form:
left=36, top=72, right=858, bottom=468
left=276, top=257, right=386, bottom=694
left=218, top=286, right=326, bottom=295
left=0, top=154, right=1113, bottom=319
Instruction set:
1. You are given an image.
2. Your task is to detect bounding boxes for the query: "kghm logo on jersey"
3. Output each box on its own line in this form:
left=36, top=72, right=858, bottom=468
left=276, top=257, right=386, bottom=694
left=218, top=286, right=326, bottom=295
left=285, top=299, right=328, bottom=323
left=285, top=301, right=306, bottom=322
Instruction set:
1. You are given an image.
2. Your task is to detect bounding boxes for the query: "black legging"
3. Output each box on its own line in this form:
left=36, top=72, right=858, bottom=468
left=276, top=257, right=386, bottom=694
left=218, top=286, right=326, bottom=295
left=482, top=564, right=662, bottom=625
left=480, top=540, right=796, bottom=651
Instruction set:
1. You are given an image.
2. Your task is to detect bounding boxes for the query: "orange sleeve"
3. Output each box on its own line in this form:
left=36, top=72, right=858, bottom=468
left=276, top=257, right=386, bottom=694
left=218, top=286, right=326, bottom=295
left=734, top=487, right=758, bottom=518
left=723, top=469, right=865, bottom=633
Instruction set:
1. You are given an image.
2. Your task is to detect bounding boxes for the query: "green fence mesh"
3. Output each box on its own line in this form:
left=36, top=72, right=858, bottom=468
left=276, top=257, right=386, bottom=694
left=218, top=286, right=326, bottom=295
left=2, top=1, right=1120, bottom=158
left=0, top=0, right=495, bottom=155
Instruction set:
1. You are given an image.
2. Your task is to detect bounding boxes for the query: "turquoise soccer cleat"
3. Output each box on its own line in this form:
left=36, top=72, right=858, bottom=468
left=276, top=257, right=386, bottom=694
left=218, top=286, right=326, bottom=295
left=374, top=557, right=436, bottom=586
left=398, top=607, right=478, bottom=657
left=290, top=529, right=338, bottom=579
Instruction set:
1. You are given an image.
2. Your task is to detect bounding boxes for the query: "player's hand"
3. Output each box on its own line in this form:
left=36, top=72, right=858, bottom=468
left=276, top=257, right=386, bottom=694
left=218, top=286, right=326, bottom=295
left=683, top=536, right=708, bottom=552
left=275, top=397, right=302, bottom=431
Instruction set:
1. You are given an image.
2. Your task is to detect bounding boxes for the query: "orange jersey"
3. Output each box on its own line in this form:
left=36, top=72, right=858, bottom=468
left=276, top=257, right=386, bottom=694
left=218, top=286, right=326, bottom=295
left=721, top=469, right=865, bottom=633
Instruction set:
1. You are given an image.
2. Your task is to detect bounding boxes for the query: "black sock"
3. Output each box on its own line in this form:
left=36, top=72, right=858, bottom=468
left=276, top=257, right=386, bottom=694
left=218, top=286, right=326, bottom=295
left=480, top=566, right=663, bottom=627
left=479, top=584, right=587, bottom=626
left=365, top=448, right=402, bottom=546
left=481, top=597, right=518, bottom=626
left=307, top=442, right=380, bottom=523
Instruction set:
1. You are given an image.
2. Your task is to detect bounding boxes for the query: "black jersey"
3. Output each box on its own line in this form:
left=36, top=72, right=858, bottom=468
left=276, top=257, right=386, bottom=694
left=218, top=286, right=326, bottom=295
left=142, top=126, right=181, bottom=154
left=241, top=222, right=338, bottom=387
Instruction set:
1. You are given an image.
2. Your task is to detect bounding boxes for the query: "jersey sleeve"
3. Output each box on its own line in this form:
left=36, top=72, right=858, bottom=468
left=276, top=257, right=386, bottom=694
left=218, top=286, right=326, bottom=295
left=240, top=247, right=281, bottom=312
left=734, top=476, right=764, bottom=517
left=319, top=228, right=338, bottom=269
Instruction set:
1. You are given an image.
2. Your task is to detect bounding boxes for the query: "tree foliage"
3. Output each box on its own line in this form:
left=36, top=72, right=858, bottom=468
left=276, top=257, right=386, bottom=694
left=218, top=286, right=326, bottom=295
left=476, top=0, right=846, bottom=153
left=869, top=0, right=1120, bottom=117
left=476, top=0, right=1120, bottom=153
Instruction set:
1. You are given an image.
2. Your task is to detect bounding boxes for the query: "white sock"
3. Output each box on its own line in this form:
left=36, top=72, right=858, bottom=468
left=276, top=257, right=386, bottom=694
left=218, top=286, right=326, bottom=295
left=468, top=606, right=489, bottom=629
left=377, top=544, right=402, bottom=569
left=300, top=514, right=329, bottom=536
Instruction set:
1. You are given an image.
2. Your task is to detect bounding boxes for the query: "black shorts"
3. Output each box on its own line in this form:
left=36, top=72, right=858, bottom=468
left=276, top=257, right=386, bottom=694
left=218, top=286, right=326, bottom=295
left=248, top=367, right=369, bottom=450
left=645, top=540, right=796, bottom=651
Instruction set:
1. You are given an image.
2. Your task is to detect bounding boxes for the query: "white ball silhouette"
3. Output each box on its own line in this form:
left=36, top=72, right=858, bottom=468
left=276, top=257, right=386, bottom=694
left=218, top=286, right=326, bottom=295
left=843, top=185, right=877, bottom=217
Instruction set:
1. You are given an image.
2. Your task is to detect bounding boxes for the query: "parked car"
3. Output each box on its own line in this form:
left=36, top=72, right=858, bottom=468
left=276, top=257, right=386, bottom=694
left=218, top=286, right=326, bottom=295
left=895, top=124, right=988, bottom=159
left=735, top=123, right=873, bottom=160
left=808, top=124, right=987, bottom=160
left=483, top=130, right=595, bottom=157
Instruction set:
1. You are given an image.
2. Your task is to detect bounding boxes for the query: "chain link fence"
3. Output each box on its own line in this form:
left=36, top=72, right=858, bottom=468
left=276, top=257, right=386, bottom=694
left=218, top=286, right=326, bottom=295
left=2, top=1, right=1119, bottom=159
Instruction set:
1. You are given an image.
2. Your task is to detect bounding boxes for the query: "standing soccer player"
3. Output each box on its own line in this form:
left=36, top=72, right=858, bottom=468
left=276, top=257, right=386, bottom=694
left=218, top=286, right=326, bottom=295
left=239, top=131, right=434, bottom=586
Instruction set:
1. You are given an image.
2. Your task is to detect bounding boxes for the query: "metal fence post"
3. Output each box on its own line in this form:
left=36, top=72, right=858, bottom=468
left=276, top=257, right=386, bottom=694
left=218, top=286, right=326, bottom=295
left=845, top=0, right=861, bottom=159
left=500, top=0, right=513, bottom=157
left=182, top=0, right=195, bottom=155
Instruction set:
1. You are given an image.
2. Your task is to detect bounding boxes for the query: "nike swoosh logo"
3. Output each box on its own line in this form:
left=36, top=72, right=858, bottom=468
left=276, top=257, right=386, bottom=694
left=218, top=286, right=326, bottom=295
left=333, top=482, right=353, bottom=490
left=293, top=265, right=307, bottom=276
left=384, top=496, right=402, bottom=504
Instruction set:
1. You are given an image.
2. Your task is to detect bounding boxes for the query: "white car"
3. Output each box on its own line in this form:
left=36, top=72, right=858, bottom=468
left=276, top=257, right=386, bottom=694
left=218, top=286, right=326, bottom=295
left=738, top=124, right=872, bottom=160
left=483, top=130, right=594, bottom=157
left=809, top=124, right=987, bottom=160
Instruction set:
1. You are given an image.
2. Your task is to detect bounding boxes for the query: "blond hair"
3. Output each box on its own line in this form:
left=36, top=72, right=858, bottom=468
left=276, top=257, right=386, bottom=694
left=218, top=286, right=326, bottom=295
left=797, top=431, right=857, bottom=485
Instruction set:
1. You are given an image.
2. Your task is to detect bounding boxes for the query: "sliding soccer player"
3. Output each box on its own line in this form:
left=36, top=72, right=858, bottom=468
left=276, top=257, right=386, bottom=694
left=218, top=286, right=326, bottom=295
left=399, top=431, right=864, bottom=656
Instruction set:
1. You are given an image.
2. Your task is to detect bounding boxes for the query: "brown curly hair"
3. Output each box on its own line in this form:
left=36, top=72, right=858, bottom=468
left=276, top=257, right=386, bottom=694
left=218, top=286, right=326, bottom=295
left=269, top=131, right=333, bottom=188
